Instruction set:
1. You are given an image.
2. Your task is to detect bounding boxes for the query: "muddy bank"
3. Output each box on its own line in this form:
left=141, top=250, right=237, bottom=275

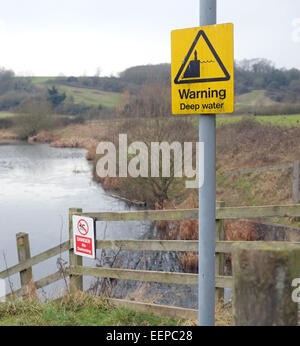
left=28, top=131, right=98, bottom=160
left=0, top=129, right=19, bottom=144
left=27, top=130, right=145, bottom=205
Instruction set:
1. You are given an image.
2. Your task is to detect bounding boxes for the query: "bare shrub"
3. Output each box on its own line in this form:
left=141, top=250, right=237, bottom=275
left=14, top=99, right=54, bottom=139
left=115, top=118, right=197, bottom=207
left=122, top=84, right=171, bottom=118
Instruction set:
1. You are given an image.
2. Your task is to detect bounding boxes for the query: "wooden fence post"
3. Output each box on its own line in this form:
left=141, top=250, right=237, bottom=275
left=215, top=201, right=225, bottom=304
left=69, top=208, right=83, bottom=294
left=16, top=232, right=36, bottom=300
left=232, top=242, right=300, bottom=326
left=292, top=161, right=299, bottom=204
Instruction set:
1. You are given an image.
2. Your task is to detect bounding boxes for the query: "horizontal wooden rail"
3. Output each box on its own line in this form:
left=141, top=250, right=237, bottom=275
left=224, top=162, right=294, bottom=176
left=35, top=270, right=69, bottom=290
left=2, top=239, right=299, bottom=283
left=79, top=204, right=300, bottom=221
left=217, top=204, right=300, bottom=219
left=109, top=298, right=198, bottom=321
left=70, top=266, right=198, bottom=285
left=216, top=241, right=300, bottom=253
left=4, top=270, right=68, bottom=300
left=70, top=266, right=232, bottom=288
left=96, top=240, right=300, bottom=254
left=216, top=275, right=232, bottom=288
left=0, top=241, right=69, bottom=279
left=96, top=240, right=198, bottom=252
left=80, top=209, right=198, bottom=221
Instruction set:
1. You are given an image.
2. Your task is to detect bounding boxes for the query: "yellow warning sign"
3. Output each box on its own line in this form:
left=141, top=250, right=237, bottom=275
left=171, top=23, right=234, bottom=114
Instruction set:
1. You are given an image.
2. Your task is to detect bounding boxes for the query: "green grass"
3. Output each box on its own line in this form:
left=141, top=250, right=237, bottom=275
left=235, top=90, right=266, bottom=107
left=257, top=114, right=300, bottom=127
left=216, top=172, right=258, bottom=206
left=0, top=294, right=186, bottom=326
left=31, top=77, right=120, bottom=107
left=31, top=76, right=120, bottom=108
left=0, top=111, right=16, bottom=119
left=235, top=89, right=277, bottom=110
left=216, top=114, right=300, bottom=127
left=30, top=76, right=61, bottom=84
left=56, top=84, right=120, bottom=108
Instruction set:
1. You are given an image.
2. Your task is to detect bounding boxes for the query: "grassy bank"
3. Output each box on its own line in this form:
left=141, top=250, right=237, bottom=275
left=4, top=113, right=300, bottom=209
left=3, top=113, right=300, bottom=215
left=57, top=85, right=120, bottom=107
left=0, top=293, right=232, bottom=326
left=235, top=89, right=278, bottom=112
left=0, top=111, right=16, bottom=119
left=19, top=115, right=300, bottom=209
left=31, top=76, right=121, bottom=108
left=0, top=294, right=185, bottom=326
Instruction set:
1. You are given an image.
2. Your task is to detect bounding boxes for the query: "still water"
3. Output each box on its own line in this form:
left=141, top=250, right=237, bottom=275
left=0, top=142, right=198, bottom=307
left=0, top=144, right=147, bottom=289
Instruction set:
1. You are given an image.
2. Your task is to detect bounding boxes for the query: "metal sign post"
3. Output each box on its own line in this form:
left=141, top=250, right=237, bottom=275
left=198, top=0, right=217, bottom=326
left=171, top=0, right=232, bottom=325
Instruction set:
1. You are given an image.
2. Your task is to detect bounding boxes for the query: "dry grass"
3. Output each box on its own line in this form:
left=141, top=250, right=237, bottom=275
left=59, top=291, right=112, bottom=311
left=126, top=284, right=233, bottom=326
left=0, top=299, right=43, bottom=319
left=126, top=283, right=165, bottom=305
left=180, top=302, right=233, bottom=326
left=217, top=118, right=300, bottom=171
left=0, top=129, right=19, bottom=142
left=215, top=302, right=233, bottom=326
left=216, top=118, right=300, bottom=207
left=52, top=120, right=112, bottom=140
left=0, top=292, right=187, bottom=326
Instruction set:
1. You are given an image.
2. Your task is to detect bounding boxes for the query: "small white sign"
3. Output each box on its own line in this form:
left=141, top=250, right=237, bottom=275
left=72, top=215, right=96, bottom=259
left=0, top=279, right=6, bottom=302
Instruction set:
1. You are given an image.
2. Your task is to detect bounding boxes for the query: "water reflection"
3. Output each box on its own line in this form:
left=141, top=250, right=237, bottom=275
left=0, top=142, right=199, bottom=308
left=0, top=143, right=136, bottom=283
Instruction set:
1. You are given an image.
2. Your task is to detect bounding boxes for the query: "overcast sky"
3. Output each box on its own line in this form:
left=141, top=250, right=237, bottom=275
left=0, top=0, right=300, bottom=76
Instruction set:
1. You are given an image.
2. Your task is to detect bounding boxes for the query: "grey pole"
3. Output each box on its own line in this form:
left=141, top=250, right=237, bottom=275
left=198, top=0, right=217, bottom=326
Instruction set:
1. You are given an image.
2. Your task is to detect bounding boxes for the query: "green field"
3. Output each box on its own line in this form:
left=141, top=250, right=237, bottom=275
left=31, top=77, right=120, bottom=108
left=235, top=89, right=277, bottom=111
left=0, top=111, right=15, bottom=119
left=235, top=90, right=265, bottom=106
left=217, top=114, right=300, bottom=127
left=57, top=84, right=120, bottom=107
left=30, top=76, right=61, bottom=84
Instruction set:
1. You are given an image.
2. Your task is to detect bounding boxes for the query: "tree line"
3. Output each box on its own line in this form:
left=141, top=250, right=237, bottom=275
left=235, top=58, right=300, bottom=103
left=0, top=58, right=300, bottom=122
left=52, top=59, right=300, bottom=103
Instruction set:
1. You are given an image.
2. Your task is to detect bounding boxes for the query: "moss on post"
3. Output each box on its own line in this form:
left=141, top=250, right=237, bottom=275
left=232, top=241, right=300, bottom=326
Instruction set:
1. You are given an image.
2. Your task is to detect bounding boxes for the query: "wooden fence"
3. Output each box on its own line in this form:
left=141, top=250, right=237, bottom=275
left=1, top=203, right=300, bottom=320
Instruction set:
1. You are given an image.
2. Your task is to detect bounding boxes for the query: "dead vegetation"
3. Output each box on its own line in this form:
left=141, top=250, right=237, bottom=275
left=17, top=117, right=300, bottom=274
left=216, top=119, right=300, bottom=206
left=217, top=118, right=300, bottom=171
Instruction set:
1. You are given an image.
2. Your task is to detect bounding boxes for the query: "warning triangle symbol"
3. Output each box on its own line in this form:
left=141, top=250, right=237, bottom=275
left=174, top=30, right=230, bottom=84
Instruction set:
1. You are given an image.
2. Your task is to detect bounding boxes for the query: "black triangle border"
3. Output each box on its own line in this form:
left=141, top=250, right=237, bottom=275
left=174, top=30, right=231, bottom=84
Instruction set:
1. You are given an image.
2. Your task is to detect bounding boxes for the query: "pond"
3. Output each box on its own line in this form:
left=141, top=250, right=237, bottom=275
left=0, top=142, right=200, bottom=308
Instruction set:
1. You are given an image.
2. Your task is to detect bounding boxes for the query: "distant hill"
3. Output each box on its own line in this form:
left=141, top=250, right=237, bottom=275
left=0, top=59, right=300, bottom=116
left=32, top=77, right=120, bottom=108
